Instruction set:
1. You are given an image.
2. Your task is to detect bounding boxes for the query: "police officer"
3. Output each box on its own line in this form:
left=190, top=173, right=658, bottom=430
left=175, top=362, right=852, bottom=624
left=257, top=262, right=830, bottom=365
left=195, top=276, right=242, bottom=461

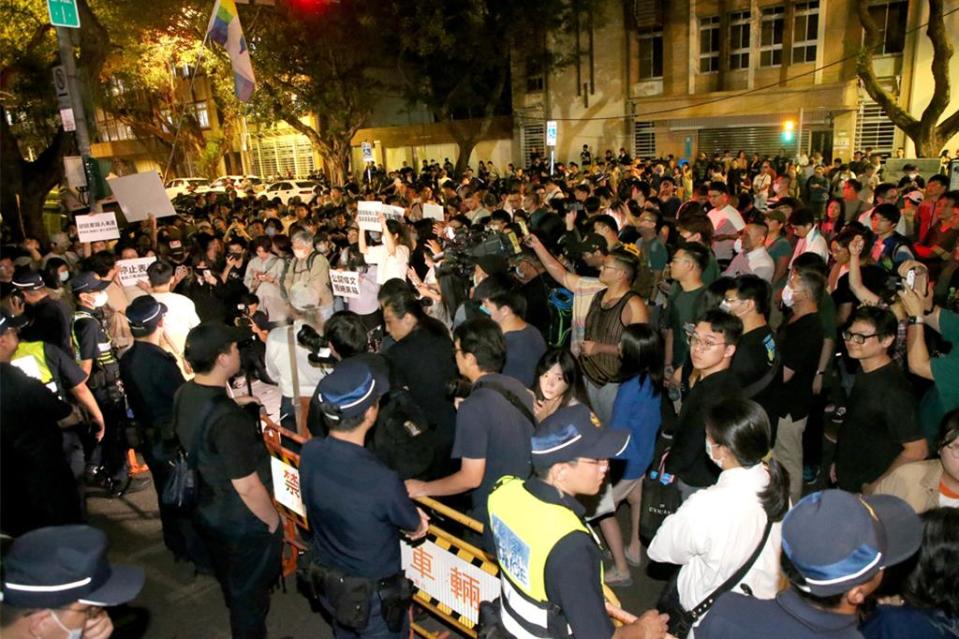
left=0, top=309, right=105, bottom=480
left=11, top=269, right=74, bottom=357
left=300, top=358, right=429, bottom=638
left=487, top=404, right=669, bottom=639
left=70, top=271, right=130, bottom=494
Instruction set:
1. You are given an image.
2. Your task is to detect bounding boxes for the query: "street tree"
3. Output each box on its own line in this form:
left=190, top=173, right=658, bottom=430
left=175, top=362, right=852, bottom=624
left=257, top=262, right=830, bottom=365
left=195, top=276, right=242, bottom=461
left=857, top=0, right=958, bottom=157
left=246, top=1, right=380, bottom=184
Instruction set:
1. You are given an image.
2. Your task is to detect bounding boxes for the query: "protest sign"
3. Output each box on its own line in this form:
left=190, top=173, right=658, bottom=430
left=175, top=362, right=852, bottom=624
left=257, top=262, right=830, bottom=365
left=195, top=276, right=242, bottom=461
left=357, top=201, right=383, bottom=231
left=116, top=257, right=157, bottom=288
left=330, top=270, right=361, bottom=298
left=76, top=212, right=120, bottom=242
left=422, top=203, right=444, bottom=221
left=106, top=171, right=176, bottom=222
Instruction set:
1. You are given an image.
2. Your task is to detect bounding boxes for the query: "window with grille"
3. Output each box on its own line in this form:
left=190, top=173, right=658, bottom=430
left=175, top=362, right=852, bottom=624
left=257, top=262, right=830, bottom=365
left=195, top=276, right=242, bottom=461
left=792, top=1, right=819, bottom=64
left=729, top=11, right=751, bottom=70
left=521, top=123, right=545, bottom=168
left=760, top=6, right=784, bottom=67
left=638, top=32, right=664, bottom=80
left=699, top=16, right=720, bottom=73
left=526, top=56, right=545, bottom=93
left=856, top=98, right=897, bottom=155
left=634, top=121, right=656, bottom=158
left=866, top=1, right=908, bottom=55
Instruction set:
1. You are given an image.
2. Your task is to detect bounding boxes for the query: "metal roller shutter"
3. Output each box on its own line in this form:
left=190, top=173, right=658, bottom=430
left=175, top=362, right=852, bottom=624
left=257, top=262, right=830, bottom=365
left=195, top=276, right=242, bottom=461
left=698, top=126, right=811, bottom=157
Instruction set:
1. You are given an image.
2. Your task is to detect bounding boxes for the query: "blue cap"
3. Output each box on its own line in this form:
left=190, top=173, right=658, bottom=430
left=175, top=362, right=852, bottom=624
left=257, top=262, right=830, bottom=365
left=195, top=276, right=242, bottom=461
left=316, top=358, right=390, bottom=423
left=126, top=295, right=167, bottom=333
left=531, top=404, right=630, bottom=469
left=782, top=490, right=922, bottom=597
left=2, top=525, right=144, bottom=609
left=12, top=269, right=44, bottom=291
left=70, top=271, right=111, bottom=294
left=0, top=309, right=28, bottom=333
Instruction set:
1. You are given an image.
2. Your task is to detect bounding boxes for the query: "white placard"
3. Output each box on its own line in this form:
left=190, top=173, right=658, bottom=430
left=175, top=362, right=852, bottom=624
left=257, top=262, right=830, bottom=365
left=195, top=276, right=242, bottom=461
left=357, top=201, right=383, bottom=231
left=422, top=203, right=444, bottom=221
left=76, top=212, right=120, bottom=242
left=63, top=156, right=86, bottom=189
left=384, top=204, right=406, bottom=220
left=116, top=257, right=157, bottom=288
left=401, top=539, right=499, bottom=625
left=546, top=120, right=557, bottom=146
left=361, top=141, right=374, bottom=163
left=60, top=107, right=76, bottom=132
left=330, top=270, right=361, bottom=298
left=106, top=171, right=176, bottom=222
left=270, top=456, right=306, bottom=517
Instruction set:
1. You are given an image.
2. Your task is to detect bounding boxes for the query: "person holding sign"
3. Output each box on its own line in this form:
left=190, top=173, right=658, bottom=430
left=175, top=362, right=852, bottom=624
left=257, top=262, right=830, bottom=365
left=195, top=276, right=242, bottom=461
left=358, top=212, right=411, bottom=287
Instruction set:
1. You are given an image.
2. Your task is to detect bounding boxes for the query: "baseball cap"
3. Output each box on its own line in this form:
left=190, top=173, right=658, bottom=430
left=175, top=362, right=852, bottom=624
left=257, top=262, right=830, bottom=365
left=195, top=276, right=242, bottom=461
left=2, top=525, right=144, bottom=609
left=573, top=233, right=608, bottom=256
left=316, top=358, right=390, bottom=424
left=904, top=191, right=923, bottom=205
left=0, top=309, right=29, bottom=334
left=531, top=404, right=631, bottom=470
left=70, top=271, right=111, bottom=294
left=782, top=490, right=922, bottom=597
left=184, top=322, right=241, bottom=369
left=12, top=269, right=45, bottom=291
left=126, top=295, right=167, bottom=334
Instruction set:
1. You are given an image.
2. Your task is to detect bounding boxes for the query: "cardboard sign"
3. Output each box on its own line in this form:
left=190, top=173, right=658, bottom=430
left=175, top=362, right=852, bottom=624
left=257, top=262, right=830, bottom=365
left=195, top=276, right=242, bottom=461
left=116, top=257, right=157, bottom=288
left=422, top=203, right=444, bottom=221
left=357, top=201, right=405, bottom=231
left=270, top=457, right=306, bottom=517
left=106, top=171, right=176, bottom=222
left=401, top=539, right=500, bottom=626
left=75, top=212, right=120, bottom=242
left=330, top=270, right=361, bottom=298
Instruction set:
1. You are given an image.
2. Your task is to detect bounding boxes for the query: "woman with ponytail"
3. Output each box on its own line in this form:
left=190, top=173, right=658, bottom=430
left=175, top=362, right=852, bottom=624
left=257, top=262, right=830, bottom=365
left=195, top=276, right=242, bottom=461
left=648, top=398, right=788, bottom=636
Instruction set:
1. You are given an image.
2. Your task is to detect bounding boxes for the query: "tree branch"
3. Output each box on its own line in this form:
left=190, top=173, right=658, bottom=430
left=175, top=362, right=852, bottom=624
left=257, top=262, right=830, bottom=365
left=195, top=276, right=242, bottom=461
left=919, top=0, right=954, bottom=133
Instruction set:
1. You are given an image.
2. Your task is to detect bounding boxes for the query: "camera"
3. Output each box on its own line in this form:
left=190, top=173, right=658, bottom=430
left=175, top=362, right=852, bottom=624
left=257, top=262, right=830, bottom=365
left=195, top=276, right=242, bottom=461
left=296, top=324, right=336, bottom=367
left=435, top=228, right=523, bottom=279
left=445, top=377, right=473, bottom=400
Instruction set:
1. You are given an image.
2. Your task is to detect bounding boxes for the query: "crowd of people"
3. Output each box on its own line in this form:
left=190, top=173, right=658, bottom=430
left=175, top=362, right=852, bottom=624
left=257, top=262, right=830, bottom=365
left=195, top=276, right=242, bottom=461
left=2, top=144, right=959, bottom=639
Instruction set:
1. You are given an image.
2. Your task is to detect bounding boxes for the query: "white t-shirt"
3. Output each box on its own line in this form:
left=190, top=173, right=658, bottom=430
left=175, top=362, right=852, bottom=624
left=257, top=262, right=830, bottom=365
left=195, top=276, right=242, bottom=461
left=790, top=227, right=829, bottom=267
left=707, top=204, right=746, bottom=261
left=151, top=291, right=201, bottom=355
left=365, top=244, right=410, bottom=285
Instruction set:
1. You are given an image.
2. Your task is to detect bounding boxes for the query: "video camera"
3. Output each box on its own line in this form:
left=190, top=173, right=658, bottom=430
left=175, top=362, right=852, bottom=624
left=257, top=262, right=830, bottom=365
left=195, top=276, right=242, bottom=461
left=296, top=324, right=337, bottom=368
left=436, top=228, right=523, bottom=279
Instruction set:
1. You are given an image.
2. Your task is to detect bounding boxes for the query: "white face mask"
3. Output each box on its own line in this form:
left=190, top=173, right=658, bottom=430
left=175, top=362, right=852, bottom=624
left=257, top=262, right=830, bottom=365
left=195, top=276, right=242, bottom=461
left=91, top=291, right=109, bottom=308
left=733, top=238, right=743, bottom=254
left=719, top=300, right=732, bottom=313
left=781, top=284, right=796, bottom=308
left=49, top=609, right=84, bottom=639
left=705, top=438, right=722, bottom=468
left=59, top=270, right=71, bottom=283
left=293, top=248, right=310, bottom=260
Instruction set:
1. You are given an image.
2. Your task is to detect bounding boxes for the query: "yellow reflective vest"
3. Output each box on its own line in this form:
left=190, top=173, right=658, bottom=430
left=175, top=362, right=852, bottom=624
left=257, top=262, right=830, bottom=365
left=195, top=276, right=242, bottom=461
left=487, top=476, right=603, bottom=639
left=11, top=340, right=58, bottom=395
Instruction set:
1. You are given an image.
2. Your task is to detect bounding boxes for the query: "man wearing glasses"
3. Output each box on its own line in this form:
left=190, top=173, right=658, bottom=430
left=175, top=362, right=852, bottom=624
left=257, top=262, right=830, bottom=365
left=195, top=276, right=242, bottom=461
left=832, top=307, right=927, bottom=494
left=1, top=525, right=144, bottom=639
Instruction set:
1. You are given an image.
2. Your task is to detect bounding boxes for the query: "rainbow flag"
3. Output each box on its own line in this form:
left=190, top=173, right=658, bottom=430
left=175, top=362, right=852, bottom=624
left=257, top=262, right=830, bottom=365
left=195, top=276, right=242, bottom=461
left=206, top=0, right=255, bottom=102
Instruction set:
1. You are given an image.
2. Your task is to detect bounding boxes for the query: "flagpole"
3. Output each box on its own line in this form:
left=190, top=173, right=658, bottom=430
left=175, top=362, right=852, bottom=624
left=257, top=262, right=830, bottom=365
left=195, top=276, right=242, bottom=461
left=162, top=28, right=212, bottom=183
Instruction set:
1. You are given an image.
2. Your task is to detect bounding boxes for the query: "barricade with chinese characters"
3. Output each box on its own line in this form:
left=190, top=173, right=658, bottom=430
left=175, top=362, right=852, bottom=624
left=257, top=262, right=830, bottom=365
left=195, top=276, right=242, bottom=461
left=260, top=418, right=634, bottom=638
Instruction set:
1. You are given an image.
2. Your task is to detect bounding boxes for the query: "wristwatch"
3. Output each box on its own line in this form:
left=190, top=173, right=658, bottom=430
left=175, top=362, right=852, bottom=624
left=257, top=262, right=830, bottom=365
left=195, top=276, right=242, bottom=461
left=908, top=316, right=924, bottom=325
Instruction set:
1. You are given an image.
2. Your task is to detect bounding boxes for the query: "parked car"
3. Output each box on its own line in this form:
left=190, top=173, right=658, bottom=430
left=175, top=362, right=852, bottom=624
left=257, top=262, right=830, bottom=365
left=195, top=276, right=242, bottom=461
left=164, top=177, right=211, bottom=199
left=264, top=180, right=318, bottom=205
left=207, top=175, right=264, bottom=196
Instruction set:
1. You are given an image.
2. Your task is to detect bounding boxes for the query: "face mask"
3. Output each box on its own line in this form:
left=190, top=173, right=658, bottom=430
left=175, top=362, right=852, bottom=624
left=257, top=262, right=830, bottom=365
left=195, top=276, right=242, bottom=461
left=781, top=284, right=795, bottom=308
left=49, top=609, right=84, bottom=639
left=719, top=300, right=732, bottom=313
left=293, top=248, right=310, bottom=260
left=478, top=305, right=492, bottom=317
left=59, top=270, right=71, bottom=283
left=91, top=291, right=109, bottom=308
left=733, top=238, right=743, bottom=254
left=705, top=438, right=721, bottom=468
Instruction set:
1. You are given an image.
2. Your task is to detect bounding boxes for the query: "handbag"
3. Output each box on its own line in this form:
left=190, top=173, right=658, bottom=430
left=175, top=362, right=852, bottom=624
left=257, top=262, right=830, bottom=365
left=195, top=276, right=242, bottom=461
left=160, top=389, right=228, bottom=512
left=639, top=452, right=681, bottom=539
left=657, top=517, right=774, bottom=637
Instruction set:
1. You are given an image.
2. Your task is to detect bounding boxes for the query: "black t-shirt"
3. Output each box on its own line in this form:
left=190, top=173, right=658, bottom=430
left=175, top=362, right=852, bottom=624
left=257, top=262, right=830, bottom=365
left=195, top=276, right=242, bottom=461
left=452, top=373, right=535, bottom=545
left=300, top=437, right=420, bottom=580
left=666, top=369, right=742, bottom=487
left=21, top=296, right=74, bottom=357
left=0, top=364, right=80, bottom=536
left=520, top=275, right=552, bottom=338
left=175, top=381, right=272, bottom=532
left=832, top=266, right=888, bottom=313
left=834, top=361, right=922, bottom=492
left=731, top=325, right=778, bottom=417
left=503, top=324, right=547, bottom=388
left=120, top=341, right=185, bottom=436
left=772, top=313, right=824, bottom=420
left=176, top=279, right=228, bottom=323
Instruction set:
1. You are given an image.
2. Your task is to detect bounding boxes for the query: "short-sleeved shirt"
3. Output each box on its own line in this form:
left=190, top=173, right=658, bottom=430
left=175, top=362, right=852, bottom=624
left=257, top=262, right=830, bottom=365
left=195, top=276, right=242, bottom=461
left=21, top=296, right=74, bottom=357
left=502, top=324, right=547, bottom=388
left=175, top=381, right=272, bottom=532
left=772, top=313, right=824, bottom=420
left=119, top=341, right=185, bottom=436
left=640, top=236, right=669, bottom=271
left=731, top=325, right=777, bottom=400
left=834, top=361, right=922, bottom=491
left=452, top=373, right=534, bottom=538
left=925, top=309, right=959, bottom=437
left=365, top=244, right=411, bottom=285
left=667, top=286, right=706, bottom=367
left=300, top=436, right=420, bottom=579
left=708, top=205, right=747, bottom=261
left=766, top=236, right=793, bottom=287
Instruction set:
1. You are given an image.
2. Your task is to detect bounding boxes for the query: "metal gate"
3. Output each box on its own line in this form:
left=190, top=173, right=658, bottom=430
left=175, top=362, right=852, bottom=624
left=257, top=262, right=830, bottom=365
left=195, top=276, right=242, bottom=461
left=698, top=126, right=812, bottom=158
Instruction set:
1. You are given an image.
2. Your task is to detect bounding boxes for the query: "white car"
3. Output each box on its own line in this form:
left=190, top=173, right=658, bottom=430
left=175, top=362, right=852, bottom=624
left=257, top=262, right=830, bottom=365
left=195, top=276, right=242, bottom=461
left=165, top=177, right=211, bottom=199
left=264, top=180, right=318, bottom=205
left=207, top=175, right=265, bottom=196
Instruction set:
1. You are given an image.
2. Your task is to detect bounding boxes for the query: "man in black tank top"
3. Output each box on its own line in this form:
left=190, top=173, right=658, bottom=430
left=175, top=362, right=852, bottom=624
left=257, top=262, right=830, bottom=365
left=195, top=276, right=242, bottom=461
left=580, top=248, right=649, bottom=425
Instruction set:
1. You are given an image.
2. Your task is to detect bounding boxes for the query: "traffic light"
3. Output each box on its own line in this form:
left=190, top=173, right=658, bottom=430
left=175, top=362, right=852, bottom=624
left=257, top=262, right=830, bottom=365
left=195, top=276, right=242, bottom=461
left=781, top=120, right=796, bottom=143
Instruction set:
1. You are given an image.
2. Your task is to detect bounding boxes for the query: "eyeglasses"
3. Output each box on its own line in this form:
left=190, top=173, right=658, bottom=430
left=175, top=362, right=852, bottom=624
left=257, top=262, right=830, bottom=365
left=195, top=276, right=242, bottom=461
left=576, top=458, right=609, bottom=469
left=723, top=297, right=741, bottom=305
left=842, top=330, right=878, bottom=345
left=685, top=329, right=728, bottom=350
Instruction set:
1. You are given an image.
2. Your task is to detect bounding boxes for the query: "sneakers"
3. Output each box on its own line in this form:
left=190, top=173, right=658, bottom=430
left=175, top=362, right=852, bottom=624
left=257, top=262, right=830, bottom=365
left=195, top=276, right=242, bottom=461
left=803, top=465, right=820, bottom=485
left=604, top=566, right=633, bottom=588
